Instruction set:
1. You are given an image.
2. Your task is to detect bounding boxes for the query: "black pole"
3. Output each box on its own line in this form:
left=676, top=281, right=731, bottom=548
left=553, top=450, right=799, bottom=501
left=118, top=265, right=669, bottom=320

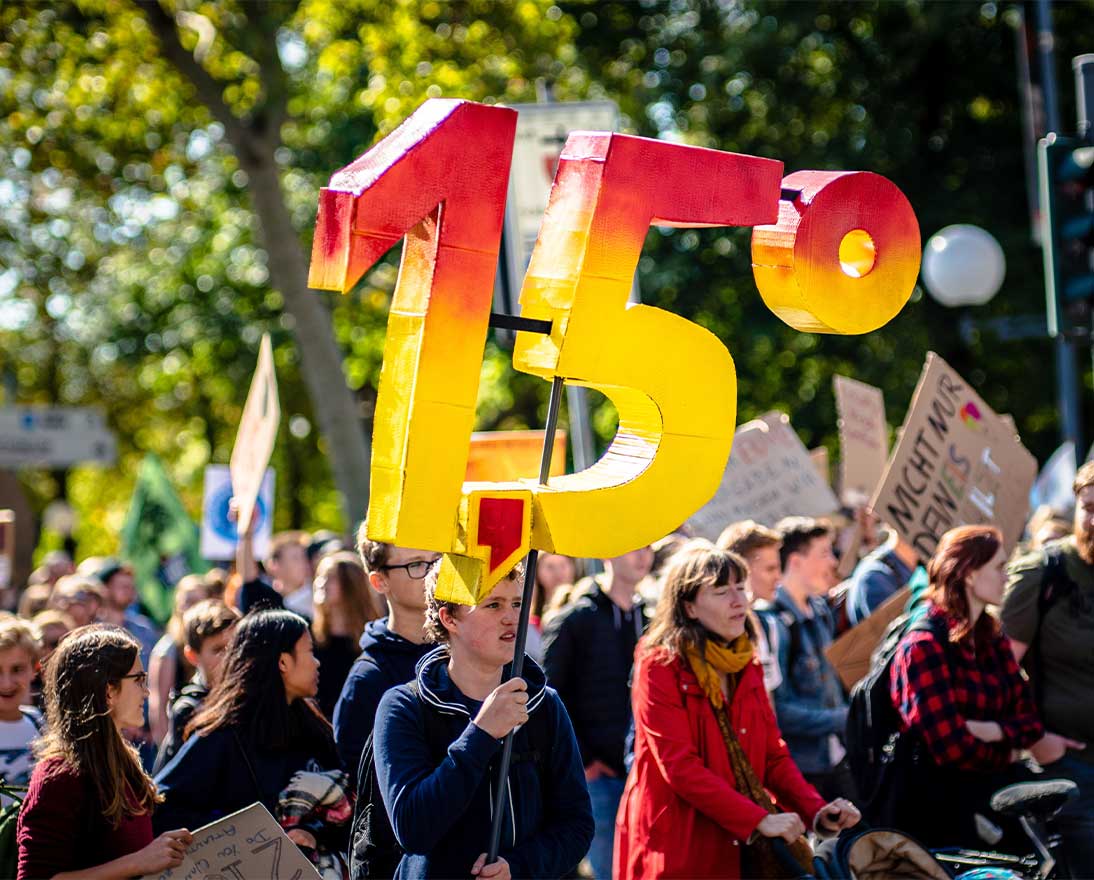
left=485, top=376, right=565, bottom=864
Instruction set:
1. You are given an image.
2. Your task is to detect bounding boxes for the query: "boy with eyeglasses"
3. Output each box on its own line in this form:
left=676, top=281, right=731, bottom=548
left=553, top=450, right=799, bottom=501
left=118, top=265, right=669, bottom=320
left=332, top=520, right=440, bottom=776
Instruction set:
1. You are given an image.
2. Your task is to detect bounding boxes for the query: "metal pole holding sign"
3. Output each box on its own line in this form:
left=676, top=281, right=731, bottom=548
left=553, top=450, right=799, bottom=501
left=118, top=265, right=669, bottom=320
left=485, top=376, right=565, bottom=865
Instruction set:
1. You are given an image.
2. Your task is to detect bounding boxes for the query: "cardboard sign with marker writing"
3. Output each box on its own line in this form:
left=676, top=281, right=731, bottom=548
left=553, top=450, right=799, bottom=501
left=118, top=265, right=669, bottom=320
left=689, top=412, right=840, bottom=538
left=834, top=375, right=888, bottom=506
left=870, top=352, right=1036, bottom=562
left=230, top=334, right=280, bottom=534
left=141, top=802, right=320, bottom=880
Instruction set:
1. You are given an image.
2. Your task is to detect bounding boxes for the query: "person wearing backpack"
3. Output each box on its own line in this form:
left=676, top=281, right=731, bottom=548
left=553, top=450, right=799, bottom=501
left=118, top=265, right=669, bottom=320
left=17, top=625, right=193, bottom=879
left=887, top=525, right=1048, bottom=849
left=1003, top=461, right=1094, bottom=876
left=616, top=541, right=859, bottom=880
left=370, top=563, right=593, bottom=879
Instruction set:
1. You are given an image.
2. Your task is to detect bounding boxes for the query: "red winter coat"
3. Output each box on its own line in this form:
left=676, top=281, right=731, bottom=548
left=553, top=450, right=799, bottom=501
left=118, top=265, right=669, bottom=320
left=614, top=645, right=827, bottom=880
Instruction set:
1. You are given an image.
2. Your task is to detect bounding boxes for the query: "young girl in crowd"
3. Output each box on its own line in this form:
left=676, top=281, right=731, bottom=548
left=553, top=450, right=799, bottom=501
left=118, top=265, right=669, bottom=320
left=154, top=610, right=349, bottom=865
left=311, top=551, right=381, bottom=719
left=372, top=564, right=594, bottom=879
left=148, top=574, right=210, bottom=745
left=17, top=625, right=192, bottom=879
left=616, top=541, right=859, bottom=880
left=887, top=525, right=1052, bottom=847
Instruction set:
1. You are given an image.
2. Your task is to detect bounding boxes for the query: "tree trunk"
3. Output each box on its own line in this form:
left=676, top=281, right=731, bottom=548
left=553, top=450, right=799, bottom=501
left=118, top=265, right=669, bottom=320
left=243, top=151, right=372, bottom=529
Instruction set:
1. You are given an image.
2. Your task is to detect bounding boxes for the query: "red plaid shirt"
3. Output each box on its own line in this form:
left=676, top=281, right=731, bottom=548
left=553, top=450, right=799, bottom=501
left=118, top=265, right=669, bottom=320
left=890, top=604, right=1043, bottom=771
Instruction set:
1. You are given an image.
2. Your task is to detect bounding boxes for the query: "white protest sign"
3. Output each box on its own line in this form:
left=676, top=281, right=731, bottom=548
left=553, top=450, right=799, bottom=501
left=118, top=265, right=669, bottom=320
left=141, top=802, right=320, bottom=880
left=688, top=412, right=840, bottom=538
left=1029, top=441, right=1077, bottom=515
left=870, top=352, right=1037, bottom=561
left=833, top=375, right=889, bottom=506
left=230, top=334, right=280, bottom=534
left=201, top=465, right=275, bottom=561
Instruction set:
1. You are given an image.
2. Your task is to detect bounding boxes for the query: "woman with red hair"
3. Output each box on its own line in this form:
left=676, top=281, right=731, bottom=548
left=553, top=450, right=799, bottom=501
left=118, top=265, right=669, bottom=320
left=887, top=525, right=1047, bottom=847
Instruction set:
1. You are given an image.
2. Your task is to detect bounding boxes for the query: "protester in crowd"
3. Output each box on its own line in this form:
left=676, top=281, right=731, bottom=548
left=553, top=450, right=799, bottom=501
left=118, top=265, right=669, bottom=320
left=542, top=546, right=652, bottom=880
left=94, top=559, right=161, bottom=668
left=17, top=625, right=193, bottom=879
left=39, top=550, right=75, bottom=589
left=202, top=567, right=228, bottom=600
left=308, top=530, right=347, bottom=574
left=18, top=583, right=52, bottom=621
left=312, top=550, right=382, bottom=720
left=1003, top=461, right=1094, bottom=875
left=616, top=541, right=859, bottom=880
left=48, top=575, right=102, bottom=627
left=236, top=519, right=315, bottom=616
left=527, top=553, right=577, bottom=664
left=29, top=610, right=70, bottom=707
left=717, top=520, right=784, bottom=694
left=889, top=525, right=1048, bottom=848
left=148, top=575, right=210, bottom=745
left=332, top=528, right=437, bottom=776
left=372, top=564, right=594, bottom=879
left=155, top=611, right=345, bottom=852
left=0, top=617, right=44, bottom=800
left=759, top=517, right=853, bottom=801
left=844, top=527, right=919, bottom=626
left=153, top=599, right=240, bottom=773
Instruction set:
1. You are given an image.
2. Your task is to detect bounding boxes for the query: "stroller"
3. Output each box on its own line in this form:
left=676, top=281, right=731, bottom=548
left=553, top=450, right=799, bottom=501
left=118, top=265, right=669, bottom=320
left=772, top=779, right=1077, bottom=880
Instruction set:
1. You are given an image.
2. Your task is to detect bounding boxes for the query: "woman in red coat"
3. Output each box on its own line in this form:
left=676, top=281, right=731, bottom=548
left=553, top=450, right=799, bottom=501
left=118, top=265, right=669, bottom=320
left=615, top=541, right=860, bottom=880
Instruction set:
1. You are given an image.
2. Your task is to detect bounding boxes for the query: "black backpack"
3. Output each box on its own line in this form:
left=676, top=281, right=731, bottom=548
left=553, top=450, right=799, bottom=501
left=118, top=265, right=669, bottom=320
left=845, top=611, right=951, bottom=818
left=348, top=683, right=552, bottom=880
left=1022, top=542, right=1076, bottom=711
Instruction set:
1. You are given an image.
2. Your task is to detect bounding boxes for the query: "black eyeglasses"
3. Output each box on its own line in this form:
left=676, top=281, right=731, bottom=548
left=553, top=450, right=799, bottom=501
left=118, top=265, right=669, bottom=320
left=379, top=559, right=438, bottom=580
left=121, top=671, right=149, bottom=688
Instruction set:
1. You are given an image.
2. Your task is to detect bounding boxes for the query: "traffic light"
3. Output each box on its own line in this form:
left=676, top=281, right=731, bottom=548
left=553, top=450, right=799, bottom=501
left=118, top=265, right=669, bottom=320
left=1039, top=133, right=1094, bottom=337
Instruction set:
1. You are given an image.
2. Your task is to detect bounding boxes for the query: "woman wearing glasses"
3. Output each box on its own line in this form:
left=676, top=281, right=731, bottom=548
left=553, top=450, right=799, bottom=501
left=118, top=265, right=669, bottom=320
left=17, top=625, right=193, bottom=880
left=154, top=610, right=348, bottom=868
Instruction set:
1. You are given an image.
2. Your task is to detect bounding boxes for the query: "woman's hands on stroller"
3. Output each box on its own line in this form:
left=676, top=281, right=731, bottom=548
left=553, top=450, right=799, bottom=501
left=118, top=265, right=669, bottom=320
left=757, top=812, right=807, bottom=843
left=815, top=799, right=862, bottom=836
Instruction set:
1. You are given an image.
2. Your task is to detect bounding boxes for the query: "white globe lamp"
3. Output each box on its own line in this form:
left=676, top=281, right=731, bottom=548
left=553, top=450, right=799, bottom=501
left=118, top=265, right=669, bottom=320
left=921, top=224, right=1006, bottom=307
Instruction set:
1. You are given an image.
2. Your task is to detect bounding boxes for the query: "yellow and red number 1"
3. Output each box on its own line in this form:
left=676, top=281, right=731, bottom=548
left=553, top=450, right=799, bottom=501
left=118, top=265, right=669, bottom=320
left=309, top=99, right=920, bottom=604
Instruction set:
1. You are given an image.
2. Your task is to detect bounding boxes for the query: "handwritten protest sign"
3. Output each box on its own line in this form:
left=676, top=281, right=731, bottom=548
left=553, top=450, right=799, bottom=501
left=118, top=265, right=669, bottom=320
left=464, top=431, right=567, bottom=483
left=141, top=802, right=319, bottom=880
left=870, top=352, right=1036, bottom=561
left=833, top=375, right=888, bottom=505
left=230, top=334, right=280, bottom=534
left=689, top=412, right=840, bottom=538
left=810, top=447, right=831, bottom=487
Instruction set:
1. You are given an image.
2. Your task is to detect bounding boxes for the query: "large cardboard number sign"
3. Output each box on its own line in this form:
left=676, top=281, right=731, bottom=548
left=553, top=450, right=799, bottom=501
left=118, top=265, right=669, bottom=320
left=310, top=98, right=920, bottom=604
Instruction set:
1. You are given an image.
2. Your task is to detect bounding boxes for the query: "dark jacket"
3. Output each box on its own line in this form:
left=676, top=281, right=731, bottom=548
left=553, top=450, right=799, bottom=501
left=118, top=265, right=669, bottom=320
left=153, top=720, right=343, bottom=850
left=333, top=618, right=434, bottom=774
left=152, top=672, right=209, bottom=774
left=374, top=647, right=594, bottom=879
left=541, top=582, right=646, bottom=776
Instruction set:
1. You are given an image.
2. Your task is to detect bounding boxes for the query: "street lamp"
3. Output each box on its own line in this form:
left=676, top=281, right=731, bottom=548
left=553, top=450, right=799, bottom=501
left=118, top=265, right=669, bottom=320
left=921, top=224, right=1007, bottom=307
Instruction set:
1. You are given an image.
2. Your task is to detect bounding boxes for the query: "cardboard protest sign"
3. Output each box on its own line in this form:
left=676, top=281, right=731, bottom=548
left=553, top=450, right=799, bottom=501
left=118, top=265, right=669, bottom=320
left=833, top=375, right=888, bottom=506
left=201, top=465, right=275, bottom=561
left=141, top=802, right=320, bottom=880
left=230, top=334, right=280, bottom=536
left=870, top=352, right=1037, bottom=561
left=826, top=586, right=910, bottom=691
left=464, top=431, right=567, bottom=483
left=689, top=413, right=840, bottom=538
left=810, top=447, right=831, bottom=486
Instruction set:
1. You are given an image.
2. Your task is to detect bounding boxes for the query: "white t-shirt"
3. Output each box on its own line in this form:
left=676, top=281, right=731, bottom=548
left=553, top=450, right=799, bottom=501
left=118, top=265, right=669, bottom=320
left=0, top=710, right=41, bottom=804
left=283, top=585, right=314, bottom=619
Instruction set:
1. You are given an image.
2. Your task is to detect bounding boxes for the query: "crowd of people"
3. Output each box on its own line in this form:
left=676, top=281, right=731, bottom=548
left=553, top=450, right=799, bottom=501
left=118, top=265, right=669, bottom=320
left=3, top=461, right=1094, bottom=879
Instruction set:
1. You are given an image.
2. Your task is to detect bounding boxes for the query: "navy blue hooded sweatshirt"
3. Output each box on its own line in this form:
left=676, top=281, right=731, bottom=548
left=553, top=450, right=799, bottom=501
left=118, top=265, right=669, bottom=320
left=333, top=618, right=433, bottom=774
left=374, top=647, right=594, bottom=879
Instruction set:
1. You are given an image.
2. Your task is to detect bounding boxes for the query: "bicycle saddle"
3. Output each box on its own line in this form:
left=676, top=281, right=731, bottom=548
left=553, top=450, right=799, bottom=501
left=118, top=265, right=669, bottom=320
left=989, top=779, right=1079, bottom=821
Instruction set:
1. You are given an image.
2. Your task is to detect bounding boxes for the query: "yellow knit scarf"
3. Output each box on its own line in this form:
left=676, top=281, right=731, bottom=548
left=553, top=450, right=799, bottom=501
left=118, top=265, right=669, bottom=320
left=684, top=634, right=753, bottom=709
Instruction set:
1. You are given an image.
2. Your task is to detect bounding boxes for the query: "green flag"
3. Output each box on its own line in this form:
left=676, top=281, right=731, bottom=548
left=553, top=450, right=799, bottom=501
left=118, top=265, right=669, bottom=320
left=119, top=454, right=206, bottom=624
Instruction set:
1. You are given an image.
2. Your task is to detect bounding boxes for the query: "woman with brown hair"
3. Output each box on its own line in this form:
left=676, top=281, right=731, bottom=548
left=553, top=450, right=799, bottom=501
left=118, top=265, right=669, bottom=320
left=615, top=541, right=858, bottom=880
left=312, top=551, right=382, bottom=718
left=887, top=525, right=1053, bottom=847
left=17, top=625, right=192, bottom=879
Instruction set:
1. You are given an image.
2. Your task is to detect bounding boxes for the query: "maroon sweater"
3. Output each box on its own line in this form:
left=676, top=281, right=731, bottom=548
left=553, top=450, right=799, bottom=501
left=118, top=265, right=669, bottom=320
left=17, top=756, right=153, bottom=879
